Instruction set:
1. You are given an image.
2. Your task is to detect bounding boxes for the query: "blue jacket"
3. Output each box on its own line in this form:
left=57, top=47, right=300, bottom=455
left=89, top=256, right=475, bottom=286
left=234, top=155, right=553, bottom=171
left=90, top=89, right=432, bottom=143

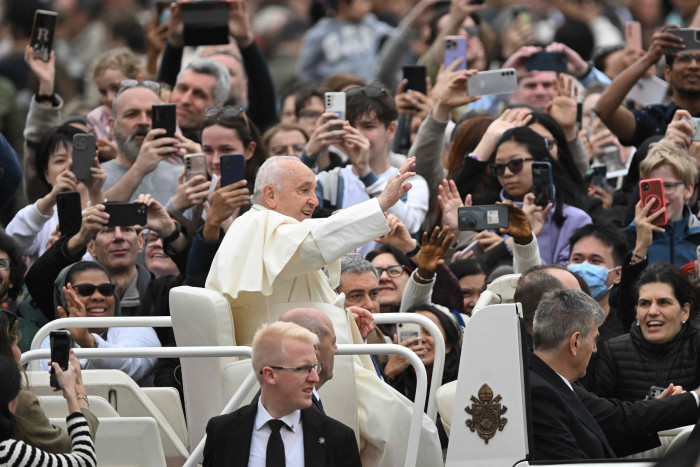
left=622, top=206, right=700, bottom=268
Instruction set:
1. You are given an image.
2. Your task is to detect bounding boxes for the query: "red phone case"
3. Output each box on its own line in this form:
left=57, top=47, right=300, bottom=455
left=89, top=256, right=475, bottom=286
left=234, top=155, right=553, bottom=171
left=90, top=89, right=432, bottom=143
left=639, top=178, right=667, bottom=226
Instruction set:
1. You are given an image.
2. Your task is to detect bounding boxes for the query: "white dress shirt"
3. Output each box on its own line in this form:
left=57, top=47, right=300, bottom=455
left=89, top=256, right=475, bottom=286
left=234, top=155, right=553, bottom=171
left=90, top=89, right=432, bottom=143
left=248, top=399, right=305, bottom=467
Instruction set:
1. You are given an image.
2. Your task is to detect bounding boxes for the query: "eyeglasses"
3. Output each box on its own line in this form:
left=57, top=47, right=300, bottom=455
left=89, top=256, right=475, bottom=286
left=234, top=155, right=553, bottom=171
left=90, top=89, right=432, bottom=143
left=204, top=105, right=250, bottom=130
left=0, top=308, right=17, bottom=330
left=73, top=283, right=117, bottom=297
left=116, top=79, right=161, bottom=99
left=345, top=85, right=389, bottom=98
left=490, top=158, right=534, bottom=176
left=676, top=53, right=700, bottom=64
left=375, top=265, right=410, bottom=278
left=663, top=181, right=685, bottom=194
left=269, top=143, right=306, bottom=156
left=0, top=258, right=9, bottom=271
left=143, top=229, right=161, bottom=244
left=261, top=363, right=322, bottom=375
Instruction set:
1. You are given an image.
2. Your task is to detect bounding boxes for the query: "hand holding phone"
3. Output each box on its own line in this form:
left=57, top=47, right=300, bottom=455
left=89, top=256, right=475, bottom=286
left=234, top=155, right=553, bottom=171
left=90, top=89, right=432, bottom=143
left=531, top=162, right=554, bottom=208
left=458, top=205, right=509, bottom=231
left=397, top=323, right=422, bottom=347
left=467, top=69, right=517, bottom=96
left=30, top=10, right=58, bottom=63
left=639, top=178, right=668, bottom=226
left=444, top=36, right=467, bottom=70
left=625, top=21, right=642, bottom=50
left=220, top=154, right=246, bottom=187
left=104, top=202, right=147, bottom=227
left=72, top=134, right=96, bottom=181
left=50, top=331, right=72, bottom=389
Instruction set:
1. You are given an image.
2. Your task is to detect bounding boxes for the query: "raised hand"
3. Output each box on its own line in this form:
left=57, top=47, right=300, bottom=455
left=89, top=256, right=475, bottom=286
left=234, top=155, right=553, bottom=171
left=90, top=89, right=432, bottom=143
left=348, top=306, right=374, bottom=338
left=547, top=74, right=578, bottom=139
left=203, top=179, right=250, bottom=241
left=437, top=179, right=471, bottom=233
left=24, top=45, right=55, bottom=95
left=376, top=214, right=417, bottom=254
left=172, top=171, right=211, bottom=211
left=498, top=201, right=534, bottom=244
left=521, top=193, right=553, bottom=237
left=472, top=109, right=532, bottom=161
left=305, top=112, right=347, bottom=157
left=377, top=157, right=416, bottom=212
left=633, top=198, right=665, bottom=259
left=417, top=226, right=455, bottom=275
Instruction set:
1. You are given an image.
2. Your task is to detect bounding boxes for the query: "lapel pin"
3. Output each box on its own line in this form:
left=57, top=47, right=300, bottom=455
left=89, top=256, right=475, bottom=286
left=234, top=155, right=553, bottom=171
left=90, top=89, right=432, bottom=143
left=318, top=437, right=325, bottom=445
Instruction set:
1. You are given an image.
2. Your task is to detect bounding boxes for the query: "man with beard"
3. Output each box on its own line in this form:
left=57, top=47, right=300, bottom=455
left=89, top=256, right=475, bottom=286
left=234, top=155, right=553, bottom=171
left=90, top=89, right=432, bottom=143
left=102, top=83, right=183, bottom=205
left=595, top=25, right=700, bottom=148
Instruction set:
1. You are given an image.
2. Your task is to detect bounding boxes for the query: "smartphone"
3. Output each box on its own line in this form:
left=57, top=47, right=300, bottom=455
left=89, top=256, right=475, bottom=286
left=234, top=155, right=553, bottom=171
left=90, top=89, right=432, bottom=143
left=56, top=191, right=82, bottom=236
left=531, top=162, right=554, bottom=208
left=444, top=35, right=467, bottom=70
left=185, top=153, right=207, bottom=181
left=182, top=1, right=230, bottom=46
left=220, top=154, right=246, bottom=187
left=526, top=52, right=568, bottom=72
left=30, top=9, right=58, bottom=63
left=397, top=323, right=422, bottom=347
left=104, top=202, right=147, bottom=227
left=625, top=75, right=669, bottom=107
left=152, top=104, right=176, bottom=139
left=682, top=116, right=700, bottom=141
left=156, top=1, right=172, bottom=25
left=668, top=28, right=700, bottom=50
left=467, top=69, right=517, bottom=96
left=458, top=205, right=509, bottom=231
left=209, top=173, right=219, bottom=198
left=590, top=165, right=607, bottom=190
left=601, top=145, right=625, bottom=172
left=324, top=92, right=346, bottom=133
left=648, top=386, right=665, bottom=399
left=49, top=331, right=72, bottom=389
left=639, top=178, right=667, bottom=226
left=402, top=65, right=427, bottom=95
left=459, top=239, right=483, bottom=259
left=72, top=133, right=96, bottom=181
left=625, top=21, right=642, bottom=50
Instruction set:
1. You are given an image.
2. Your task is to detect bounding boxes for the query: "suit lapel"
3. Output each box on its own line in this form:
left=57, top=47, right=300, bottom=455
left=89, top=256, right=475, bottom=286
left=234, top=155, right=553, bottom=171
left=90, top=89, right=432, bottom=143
left=229, top=402, right=258, bottom=467
left=529, top=352, right=615, bottom=458
left=301, top=408, right=328, bottom=467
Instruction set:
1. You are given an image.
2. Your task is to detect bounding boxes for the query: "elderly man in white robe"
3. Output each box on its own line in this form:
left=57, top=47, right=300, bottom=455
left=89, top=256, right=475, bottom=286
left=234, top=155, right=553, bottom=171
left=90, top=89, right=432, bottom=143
left=206, top=155, right=443, bottom=467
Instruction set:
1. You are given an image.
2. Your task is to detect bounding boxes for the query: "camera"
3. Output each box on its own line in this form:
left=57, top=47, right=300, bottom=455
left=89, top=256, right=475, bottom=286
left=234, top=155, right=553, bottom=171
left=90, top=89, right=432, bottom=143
left=641, top=182, right=649, bottom=191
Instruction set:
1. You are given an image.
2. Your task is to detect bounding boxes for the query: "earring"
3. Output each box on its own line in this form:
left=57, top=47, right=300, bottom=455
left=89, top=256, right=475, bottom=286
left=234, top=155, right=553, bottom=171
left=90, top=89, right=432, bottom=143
left=683, top=320, right=687, bottom=324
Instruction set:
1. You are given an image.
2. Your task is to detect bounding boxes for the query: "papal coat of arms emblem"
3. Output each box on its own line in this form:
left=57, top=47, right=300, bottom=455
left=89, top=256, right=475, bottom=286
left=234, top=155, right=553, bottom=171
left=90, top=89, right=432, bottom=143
left=465, top=383, right=508, bottom=443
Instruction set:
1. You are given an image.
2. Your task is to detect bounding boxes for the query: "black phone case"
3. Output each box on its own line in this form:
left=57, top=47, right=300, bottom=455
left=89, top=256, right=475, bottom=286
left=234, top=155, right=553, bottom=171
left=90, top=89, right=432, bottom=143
left=532, top=163, right=554, bottom=208
left=458, top=205, right=509, bottom=231
left=30, top=10, right=58, bottom=63
left=403, top=66, right=427, bottom=94
left=72, top=134, right=96, bottom=180
left=57, top=191, right=82, bottom=236
left=152, top=104, right=176, bottom=139
left=50, top=331, right=72, bottom=389
left=526, top=52, right=568, bottom=72
left=220, top=154, right=246, bottom=187
left=182, top=2, right=230, bottom=46
left=104, top=203, right=147, bottom=227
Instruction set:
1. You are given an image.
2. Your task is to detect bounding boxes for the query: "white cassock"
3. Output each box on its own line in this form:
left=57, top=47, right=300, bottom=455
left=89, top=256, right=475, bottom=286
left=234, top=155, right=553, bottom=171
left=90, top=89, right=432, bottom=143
left=206, top=200, right=443, bottom=467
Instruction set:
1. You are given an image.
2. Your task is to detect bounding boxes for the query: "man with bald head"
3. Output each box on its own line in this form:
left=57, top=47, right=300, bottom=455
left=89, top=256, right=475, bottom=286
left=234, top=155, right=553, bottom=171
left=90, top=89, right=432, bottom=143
left=102, top=83, right=183, bottom=205
left=206, top=156, right=444, bottom=466
left=203, top=321, right=361, bottom=466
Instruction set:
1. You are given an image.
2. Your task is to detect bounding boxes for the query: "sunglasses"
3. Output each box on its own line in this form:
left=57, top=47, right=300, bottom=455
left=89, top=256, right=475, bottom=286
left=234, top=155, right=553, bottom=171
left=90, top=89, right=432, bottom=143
left=345, top=85, right=389, bottom=98
left=490, top=158, right=534, bottom=177
left=676, top=53, right=700, bottom=64
left=73, top=283, right=117, bottom=297
left=116, top=79, right=161, bottom=99
left=204, top=106, right=250, bottom=130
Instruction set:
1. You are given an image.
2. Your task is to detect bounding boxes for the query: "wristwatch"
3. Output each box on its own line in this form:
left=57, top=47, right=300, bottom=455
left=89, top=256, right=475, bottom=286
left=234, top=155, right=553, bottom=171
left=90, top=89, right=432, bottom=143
left=35, top=93, right=59, bottom=106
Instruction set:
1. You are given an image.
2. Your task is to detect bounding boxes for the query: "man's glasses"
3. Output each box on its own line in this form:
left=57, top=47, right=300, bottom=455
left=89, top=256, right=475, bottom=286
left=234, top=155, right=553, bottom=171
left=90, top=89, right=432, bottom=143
left=297, top=109, right=322, bottom=121
left=375, top=265, right=410, bottom=278
left=490, top=158, right=534, bottom=177
left=676, top=53, right=700, bottom=64
left=663, top=181, right=685, bottom=194
left=204, top=106, right=250, bottom=130
left=261, top=363, right=322, bottom=375
left=116, top=79, right=161, bottom=99
left=73, top=283, right=117, bottom=297
left=0, top=258, right=9, bottom=271
left=269, top=143, right=306, bottom=157
left=345, top=85, right=389, bottom=98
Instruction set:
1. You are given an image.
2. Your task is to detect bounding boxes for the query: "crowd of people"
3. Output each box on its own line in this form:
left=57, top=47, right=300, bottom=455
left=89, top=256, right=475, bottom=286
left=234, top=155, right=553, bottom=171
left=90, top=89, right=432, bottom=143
left=2, top=0, right=700, bottom=463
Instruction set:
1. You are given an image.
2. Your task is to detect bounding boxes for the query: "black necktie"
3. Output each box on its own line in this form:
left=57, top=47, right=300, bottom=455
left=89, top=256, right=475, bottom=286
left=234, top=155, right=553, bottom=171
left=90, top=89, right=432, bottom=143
left=266, top=419, right=287, bottom=467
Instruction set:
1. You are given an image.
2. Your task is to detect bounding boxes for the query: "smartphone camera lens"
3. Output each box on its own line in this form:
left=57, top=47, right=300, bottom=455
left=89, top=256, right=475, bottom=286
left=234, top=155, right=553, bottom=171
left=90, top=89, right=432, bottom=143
left=446, top=40, right=455, bottom=50
left=642, top=183, right=649, bottom=190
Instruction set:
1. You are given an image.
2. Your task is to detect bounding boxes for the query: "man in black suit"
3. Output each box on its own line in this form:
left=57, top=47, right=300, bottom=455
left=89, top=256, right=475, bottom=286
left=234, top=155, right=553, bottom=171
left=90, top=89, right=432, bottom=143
left=517, top=265, right=700, bottom=457
left=529, top=288, right=616, bottom=460
left=203, top=321, right=361, bottom=467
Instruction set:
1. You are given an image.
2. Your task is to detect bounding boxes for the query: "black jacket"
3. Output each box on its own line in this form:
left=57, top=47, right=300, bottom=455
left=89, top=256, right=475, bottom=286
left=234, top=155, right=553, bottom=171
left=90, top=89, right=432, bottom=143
left=592, top=321, right=700, bottom=402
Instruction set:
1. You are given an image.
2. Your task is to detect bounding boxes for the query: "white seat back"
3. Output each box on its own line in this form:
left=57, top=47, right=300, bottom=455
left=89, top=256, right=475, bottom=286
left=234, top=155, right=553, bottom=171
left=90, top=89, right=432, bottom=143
left=472, top=273, right=521, bottom=314
left=51, top=416, right=166, bottom=467
left=27, top=369, right=188, bottom=463
left=446, top=303, right=529, bottom=466
left=169, top=286, right=259, bottom=450
left=37, top=395, right=119, bottom=418
left=143, top=387, right=189, bottom=450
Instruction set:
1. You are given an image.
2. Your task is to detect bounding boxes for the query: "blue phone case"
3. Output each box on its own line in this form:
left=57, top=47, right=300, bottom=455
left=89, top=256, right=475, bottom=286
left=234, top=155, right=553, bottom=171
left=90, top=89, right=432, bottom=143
left=220, top=154, right=245, bottom=187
